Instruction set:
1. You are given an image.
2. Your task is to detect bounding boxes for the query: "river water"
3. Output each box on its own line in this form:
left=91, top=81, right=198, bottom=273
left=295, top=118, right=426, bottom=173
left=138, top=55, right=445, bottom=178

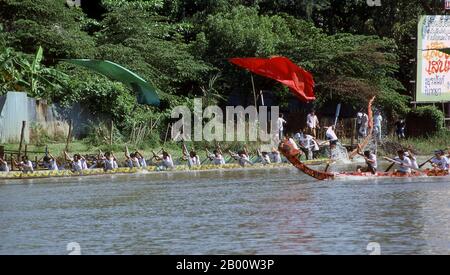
left=0, top=166, right=449, bottom=255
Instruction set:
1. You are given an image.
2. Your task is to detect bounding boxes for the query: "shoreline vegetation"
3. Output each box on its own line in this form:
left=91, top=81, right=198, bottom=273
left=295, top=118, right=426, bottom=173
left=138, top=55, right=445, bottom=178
left=3, top=130, right=450, bottom=162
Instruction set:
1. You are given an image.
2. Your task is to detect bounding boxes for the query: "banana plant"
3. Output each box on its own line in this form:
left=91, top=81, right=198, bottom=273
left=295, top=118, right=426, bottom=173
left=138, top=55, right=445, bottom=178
left=14, top=46, right=68, bottom=100
left=0, top=47, right=23, bottom=94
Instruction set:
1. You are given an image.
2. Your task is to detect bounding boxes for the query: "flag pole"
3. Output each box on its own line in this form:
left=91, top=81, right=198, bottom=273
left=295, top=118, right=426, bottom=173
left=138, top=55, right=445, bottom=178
left=250, top=74, right=258, bottom=109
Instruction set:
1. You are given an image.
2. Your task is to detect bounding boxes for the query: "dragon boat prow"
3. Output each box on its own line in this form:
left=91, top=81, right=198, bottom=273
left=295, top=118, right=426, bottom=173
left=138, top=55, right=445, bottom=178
left=279, top=140, right=335, bottom=181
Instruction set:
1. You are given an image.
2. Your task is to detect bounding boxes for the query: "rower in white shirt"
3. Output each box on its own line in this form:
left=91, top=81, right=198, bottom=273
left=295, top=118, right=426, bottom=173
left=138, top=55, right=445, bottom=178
left=430, top=150, right=449, bottom=171
left=0, top=154, right=10, bottom=172
left=271, top=148, right=282, bottom=164
left=393, top=150, right=412, bottom=174
left=14, top=156, right=34, bottom=173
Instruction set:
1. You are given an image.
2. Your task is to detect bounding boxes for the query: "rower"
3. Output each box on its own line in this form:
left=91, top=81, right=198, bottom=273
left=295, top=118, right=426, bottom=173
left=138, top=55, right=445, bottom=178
left=43, top=153, right=59, bottom=171
left=357, top=149, right=377, bottom=174
left=207, top=148, right=226, bottom=165
left=188, top=150, right=201, bottom=167
left=295, top=131, right=320, bottom=160
left=270, top=147, right=282, bottom=164
left=135, top=151, right=147, bottom=168
left=405, top=148, right=418, bottom=169
left=229, top=149, right=251, bottom=167
left=257, top=149, right=271, bottom=165
left=14, top=155, right=34, bottom=173
left=393, top=150, right=412, bottom=175
left=125, top=152, right=141, bottom=168
left=64, top=152, right=84, bottom=172
left=0, top=154, right=10, bottom=172
left=103, top=152, right=118, bottom=171
left=152, top=150, right=175, bottom=169
left=430, top=150, right=449, bottom=171
left=326, top=125, right=339, bottom=148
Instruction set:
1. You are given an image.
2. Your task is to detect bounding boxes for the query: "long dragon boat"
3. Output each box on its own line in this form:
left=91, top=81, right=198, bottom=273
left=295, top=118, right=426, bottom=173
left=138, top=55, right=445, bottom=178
left=279, top=139, right=449, bottom=180
left=0, top=159, right=330, bottom=181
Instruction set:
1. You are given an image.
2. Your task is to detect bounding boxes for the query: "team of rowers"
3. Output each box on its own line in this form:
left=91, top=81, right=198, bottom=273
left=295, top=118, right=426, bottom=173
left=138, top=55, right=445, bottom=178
left=356, top=147, right=450, bottom=175
left=0, top=144, right=284, bottom=173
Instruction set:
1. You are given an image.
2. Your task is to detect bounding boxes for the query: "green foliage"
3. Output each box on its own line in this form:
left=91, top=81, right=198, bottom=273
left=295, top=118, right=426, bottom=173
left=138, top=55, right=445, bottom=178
left=0, top=0, right=438, bottom=145
left=406, top=106, right=445, bottom=137
left=0, top=45, right=67, bottom=99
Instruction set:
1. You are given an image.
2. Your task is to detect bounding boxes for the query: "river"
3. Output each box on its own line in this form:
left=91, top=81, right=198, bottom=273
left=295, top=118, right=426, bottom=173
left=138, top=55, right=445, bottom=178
left=0, top=166, right=449, bottom=255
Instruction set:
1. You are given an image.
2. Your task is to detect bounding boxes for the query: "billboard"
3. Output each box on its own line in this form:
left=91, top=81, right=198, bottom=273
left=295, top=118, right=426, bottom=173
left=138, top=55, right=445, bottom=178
left=416, top=15, right=450, bottom=102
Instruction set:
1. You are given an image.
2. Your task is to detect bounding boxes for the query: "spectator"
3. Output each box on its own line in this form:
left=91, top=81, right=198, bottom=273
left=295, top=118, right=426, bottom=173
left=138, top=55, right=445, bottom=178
left=395, top=119, right=406, bottom=139
left=277, top=113, right=287, bottom=140
left=373, top=111, right=383, bottom=142
left=306, top=110, right=320, bottom=137
left=359, top=112, right=369, bottom=138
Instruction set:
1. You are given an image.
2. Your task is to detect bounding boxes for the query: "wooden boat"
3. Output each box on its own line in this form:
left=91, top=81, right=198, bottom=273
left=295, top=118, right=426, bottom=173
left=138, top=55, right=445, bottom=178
left=348, top=96, right=375, bottom=159
left=0, top=159, right=330, bottom=181
left=279, top=139, right=449, bottom=180
left=279, top=140, right=335, bottom=180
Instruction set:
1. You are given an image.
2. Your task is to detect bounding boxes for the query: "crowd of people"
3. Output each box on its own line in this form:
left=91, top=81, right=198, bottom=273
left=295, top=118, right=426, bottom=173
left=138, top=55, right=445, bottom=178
left=0, top=144, right=287, bottom=173
left=356, top=147, right=450, bottom=175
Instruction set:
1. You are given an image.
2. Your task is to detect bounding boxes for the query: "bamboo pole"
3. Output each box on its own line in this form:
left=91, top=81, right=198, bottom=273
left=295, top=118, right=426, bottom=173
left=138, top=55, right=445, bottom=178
left=17, top=121, right=26, bottom=160
left=65, top=120, right=72, bottom=152
left=351, top=118, right=356, bottom=149
left=110, top=120, right=114, bottom=145
left=163, top=123, right=171, bottom=146
left=250, top=74, right=257, bottom=109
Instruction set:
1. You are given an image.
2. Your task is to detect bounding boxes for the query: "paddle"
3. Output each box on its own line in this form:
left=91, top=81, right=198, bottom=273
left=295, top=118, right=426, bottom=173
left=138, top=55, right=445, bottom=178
left=384, top=162, right=395, bottom=172
left=418, top=157, right=434, bottom=168
left=383, top=157, right=422, bottom=172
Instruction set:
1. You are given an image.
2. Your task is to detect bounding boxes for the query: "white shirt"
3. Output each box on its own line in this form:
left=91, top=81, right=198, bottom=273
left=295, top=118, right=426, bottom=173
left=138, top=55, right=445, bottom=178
left=326, top=127, right=338, bottom=141
left=431, top=156, right=449, bottom=170
left=163, top=155, right=174, bottom=168
left=374, top=114, right=383, bottom=127
left=139, top=157, right=147, bottom=168
left=298, top=134, right=319, bottom=151
left=271, top=152, right=282, bottom=163
left=356, top=112, right=363, bottom=124
left=239, top=154, right=250, bottom=166
left=72, top=160, right=82, bottom=172
left=127, top=157, right=141, bottom=168
left=277, top=117, right=287, bottom=131
left=361, top=113, right=369, bottom=128
left=366, top=153, right=377, bottom=169
left=212, top=154, right=225, bottom=165
left=261, top=154, right=271, bottom=165
left=21, top=160, right=34, bottom=172
left=0, top=162, right=10, bottom=172
left=306, top=114, right=319, bottom=128
left=188, top=155, right=201, bottom=167
left=394, top=156, right=412, bottom=173
left=104, top=158, right=116, bottom=170
left=45, top=160, right=58, bottom=171
left=405, top=153, right=419, bottom=169
left=288, top=138, right=300, bottom=150
left=81, top=159, right=88, bottom=170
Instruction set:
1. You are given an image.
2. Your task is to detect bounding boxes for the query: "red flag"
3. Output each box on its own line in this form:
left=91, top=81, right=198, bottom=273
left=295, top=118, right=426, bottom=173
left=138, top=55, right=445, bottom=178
left=229, top=56, right=315, bottom=102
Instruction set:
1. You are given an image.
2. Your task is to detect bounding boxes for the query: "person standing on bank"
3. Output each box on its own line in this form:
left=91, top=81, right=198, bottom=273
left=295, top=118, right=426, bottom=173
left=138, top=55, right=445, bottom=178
left=374, top=111, right=383, bottom=142
left=277, top=113, right=287, bottom=140
left=306, top=110, right=320, bottom=137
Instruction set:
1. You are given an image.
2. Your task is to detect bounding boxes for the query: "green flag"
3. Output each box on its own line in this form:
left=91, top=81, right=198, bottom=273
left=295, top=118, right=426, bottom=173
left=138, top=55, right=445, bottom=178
left=64, top=59, right=160, bottom=106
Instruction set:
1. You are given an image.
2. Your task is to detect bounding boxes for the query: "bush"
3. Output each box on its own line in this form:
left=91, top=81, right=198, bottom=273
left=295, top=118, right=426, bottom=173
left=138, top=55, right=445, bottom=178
left=406, top=106, right=444, bottom=137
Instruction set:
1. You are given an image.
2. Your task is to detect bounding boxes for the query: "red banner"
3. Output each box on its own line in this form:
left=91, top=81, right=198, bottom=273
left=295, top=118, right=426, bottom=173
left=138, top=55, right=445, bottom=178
left=229, top=56, right=315, bottom=102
